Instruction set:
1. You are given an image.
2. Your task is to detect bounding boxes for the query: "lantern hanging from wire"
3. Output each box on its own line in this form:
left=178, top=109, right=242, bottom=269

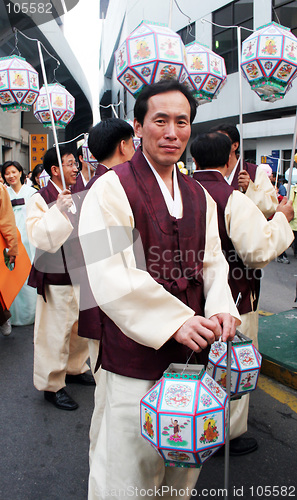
left=241, top=22, right=297, bottom=103
left=34, top=82, right=75, bottom=128
left=82, top=134, right=98, bottom=166
left=115, top=21, right=188, bottom=97
left=184, top=42, right=227, bottom=104
left=0, top=55, right=39, bottom=112
left=140, top=364, right=229, bottom=468
left=206, top=332, right=262, bottom=399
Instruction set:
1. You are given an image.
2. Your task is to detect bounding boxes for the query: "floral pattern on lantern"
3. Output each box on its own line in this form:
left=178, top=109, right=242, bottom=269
left=140, top=364, right=229, bottom=468
left=0, top=55, right=39, bottom=112
left=34, top=82, right=75, bottom=129
left=241, top=22, right=297, bottom=102
left=206, top=331, right=262, bottom=398
left=115, top=21, right=188, bottom=96
left=183, top=42, right=227, bottom=104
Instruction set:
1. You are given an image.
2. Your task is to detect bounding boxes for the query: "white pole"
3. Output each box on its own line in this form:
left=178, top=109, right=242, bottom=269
left=287, top=106, right=297, bottom=196
left=111, top=104, right=119, bottom=119
left=237, top=26, right=244, bottom=172
left=275, top=157, right=281, bottom=188
left=223, top=340, right=232, bottom=499
left=37, top=41, right=66, bottom=190
left=169, top=0, right=173, bottom=29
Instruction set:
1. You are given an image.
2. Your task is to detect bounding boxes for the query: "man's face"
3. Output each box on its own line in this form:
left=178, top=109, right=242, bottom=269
left=61, top=154, right=78, bottom=187
left=134, top=91, right=192, bottom=172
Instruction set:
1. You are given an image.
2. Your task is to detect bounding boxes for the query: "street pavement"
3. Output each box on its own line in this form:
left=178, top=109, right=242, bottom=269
left=1, top=247, right=297, bottom=500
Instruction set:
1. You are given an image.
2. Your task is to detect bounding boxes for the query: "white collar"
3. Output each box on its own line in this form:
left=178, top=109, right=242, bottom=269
left=225, top=157, right=240, bottom=185
left=143, top=154, right=183, bottom=219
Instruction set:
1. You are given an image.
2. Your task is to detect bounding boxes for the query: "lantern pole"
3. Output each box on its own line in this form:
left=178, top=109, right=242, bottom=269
left=223, top=339, right=231, bottom=499
left=169, top=0, right=173, bottom=29
left=37, top=41, right=66, bottom=191
left=286, top=106, right=297, bottom=196
left=237, top=26, right=244, bottom=172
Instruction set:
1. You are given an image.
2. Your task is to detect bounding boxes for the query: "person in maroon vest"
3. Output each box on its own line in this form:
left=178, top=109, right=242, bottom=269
left=71, top=145, right=95, bottom=194
left=79, top=80, right=240, bottom=499
left=210, top=123, right=278, bottom=219
left=192, top=131, right=293, bottom=456
left=26, top=146, right=95, bottom=411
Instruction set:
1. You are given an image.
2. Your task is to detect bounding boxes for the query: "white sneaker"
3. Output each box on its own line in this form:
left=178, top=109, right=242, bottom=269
left=0, top=319, right=12, bottom=336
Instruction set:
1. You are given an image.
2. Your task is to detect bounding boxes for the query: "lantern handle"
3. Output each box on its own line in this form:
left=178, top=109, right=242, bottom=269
left=10, top=28, right=21, bottom=57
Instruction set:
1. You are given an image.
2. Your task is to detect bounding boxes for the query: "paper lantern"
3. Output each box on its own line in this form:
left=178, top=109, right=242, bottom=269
left=206, top=332, right=262, bottom=399
left=241, top=22, right=297, bottom=102
left=34, top=82, right=75, bottom=128
left=82, top=134, right=98, bottom=167
left=140, top=364, right=229, bottom=468
left=0, top=55, right=39, bottom=112
left=38, top=169, right=50, bottom=188
left=184, top=42, right=227, bottom=104
left=115, top=21, right=188, bottom=96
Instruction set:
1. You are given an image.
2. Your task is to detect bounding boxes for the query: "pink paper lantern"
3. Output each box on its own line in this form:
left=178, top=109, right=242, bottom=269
left=0, top=55, right=39, bottom=112
left=184, top=42, right=227, bottom=104
left=140, top=364, right=229, bottom=468
left=34, top=82, right=75, bottom=129
left=241, top=22, right=297, bottom=102
left=82, top=134, right=98, bottom=166
left=115, top=21, right=188, bottom=96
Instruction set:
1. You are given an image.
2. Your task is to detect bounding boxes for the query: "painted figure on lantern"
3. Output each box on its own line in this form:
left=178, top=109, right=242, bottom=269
left=200, top=416, right=219, bottom=444
left=134, top=40, right=151, bottom=60
left=13, top=72, right=25, bottom=87
left=143, top=409, right=154, bottom=438
left=262, top=37, right=277, bottom=55
left=191, top=56, right=204, bottom=71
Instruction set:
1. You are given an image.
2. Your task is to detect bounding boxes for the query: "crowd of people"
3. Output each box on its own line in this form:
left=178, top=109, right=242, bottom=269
left=0, top=79, right=296, bottom=499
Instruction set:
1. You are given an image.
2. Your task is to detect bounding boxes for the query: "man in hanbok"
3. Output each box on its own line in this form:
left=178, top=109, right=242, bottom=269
left=79, top=80, right=240, bottom=499
left=192, top=131, right=293, bottom=456
left=211, top=123, right=278, bottom=218
left=26, top=146, right=93, bottom=411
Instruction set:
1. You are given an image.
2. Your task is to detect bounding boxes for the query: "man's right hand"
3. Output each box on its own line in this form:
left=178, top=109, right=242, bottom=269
left=56, top=189, right=73, bottom=213
left=172, top=316, right=221, bottom=352
left=276, top=197, right=294, bottom=222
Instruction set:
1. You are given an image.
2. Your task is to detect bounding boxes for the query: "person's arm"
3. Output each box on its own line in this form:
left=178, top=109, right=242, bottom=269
left=225, top=190, right=294, bottom=268
left=26, top=192, right=73, bottom=253
left=244, top=167, right=278, bottom=218
left=0, top=185, right=18, bottom=257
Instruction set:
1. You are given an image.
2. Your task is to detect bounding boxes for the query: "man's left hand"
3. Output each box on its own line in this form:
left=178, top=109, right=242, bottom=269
left=209, top=313, right=236, bottom=342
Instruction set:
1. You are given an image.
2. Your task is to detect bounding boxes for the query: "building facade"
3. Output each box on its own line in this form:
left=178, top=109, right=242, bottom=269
left=98, top=0, right=297, bottom=175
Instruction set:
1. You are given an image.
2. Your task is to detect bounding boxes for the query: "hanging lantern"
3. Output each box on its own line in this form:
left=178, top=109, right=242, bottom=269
left=82, top=134, right=98, bottom=167
left=241, top=22, right=297, bottom=103
left=115, top=21, right=188, bottom=97
left=140, top=364, right=229, bottom=468
left=206, top=332, right=262, bottom=399
left=34, top=82, right=75, bottom=129
left=183, top=42, right=227, bottom=104
left=38, top=169, right=50, bottom=188
left=0, top=55, right=39, bottom=112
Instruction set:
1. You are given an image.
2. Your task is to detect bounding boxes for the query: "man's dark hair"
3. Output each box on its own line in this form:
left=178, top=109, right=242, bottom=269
left=134, top=79, right=198, bottom=125
left=210, top=123, right=240, bottom=153
left=43, top=146, right=74, bottom=177
left=88, top=118, right=134, bottom=163
left=190, top=132, right=232, bottom=169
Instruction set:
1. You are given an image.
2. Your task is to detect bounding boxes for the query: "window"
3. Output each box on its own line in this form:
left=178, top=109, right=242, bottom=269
left=213, top=0, right=253, bottom=74
left=177, top=22, right=195, bottom=46
left=272, top=0, right=297, bottom=37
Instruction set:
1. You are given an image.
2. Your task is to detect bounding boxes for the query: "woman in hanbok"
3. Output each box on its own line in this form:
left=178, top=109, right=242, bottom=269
left=2, top=161, right=37, bottom=325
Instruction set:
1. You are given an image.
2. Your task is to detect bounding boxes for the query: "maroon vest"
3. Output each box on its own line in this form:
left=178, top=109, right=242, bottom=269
left=194, top=170, right=260, bottom=314
left=91, top=149, right=208, bottom=380
left=86, top=164, right=108, bottom=190
left=28, top=181, right=84, bottom=300
left=231, top=160, right=257, bottom=190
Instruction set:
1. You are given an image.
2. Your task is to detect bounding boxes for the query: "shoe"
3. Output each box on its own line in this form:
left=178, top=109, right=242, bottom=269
left=215, top=436, right=258, bottom=457
left=277, top=257, right=290, bottom=264
left=44, top=388, right=79, bottom=410
left=0, top=319, right=11, bottom=336
left=65, top=372, right=95, bottom=386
